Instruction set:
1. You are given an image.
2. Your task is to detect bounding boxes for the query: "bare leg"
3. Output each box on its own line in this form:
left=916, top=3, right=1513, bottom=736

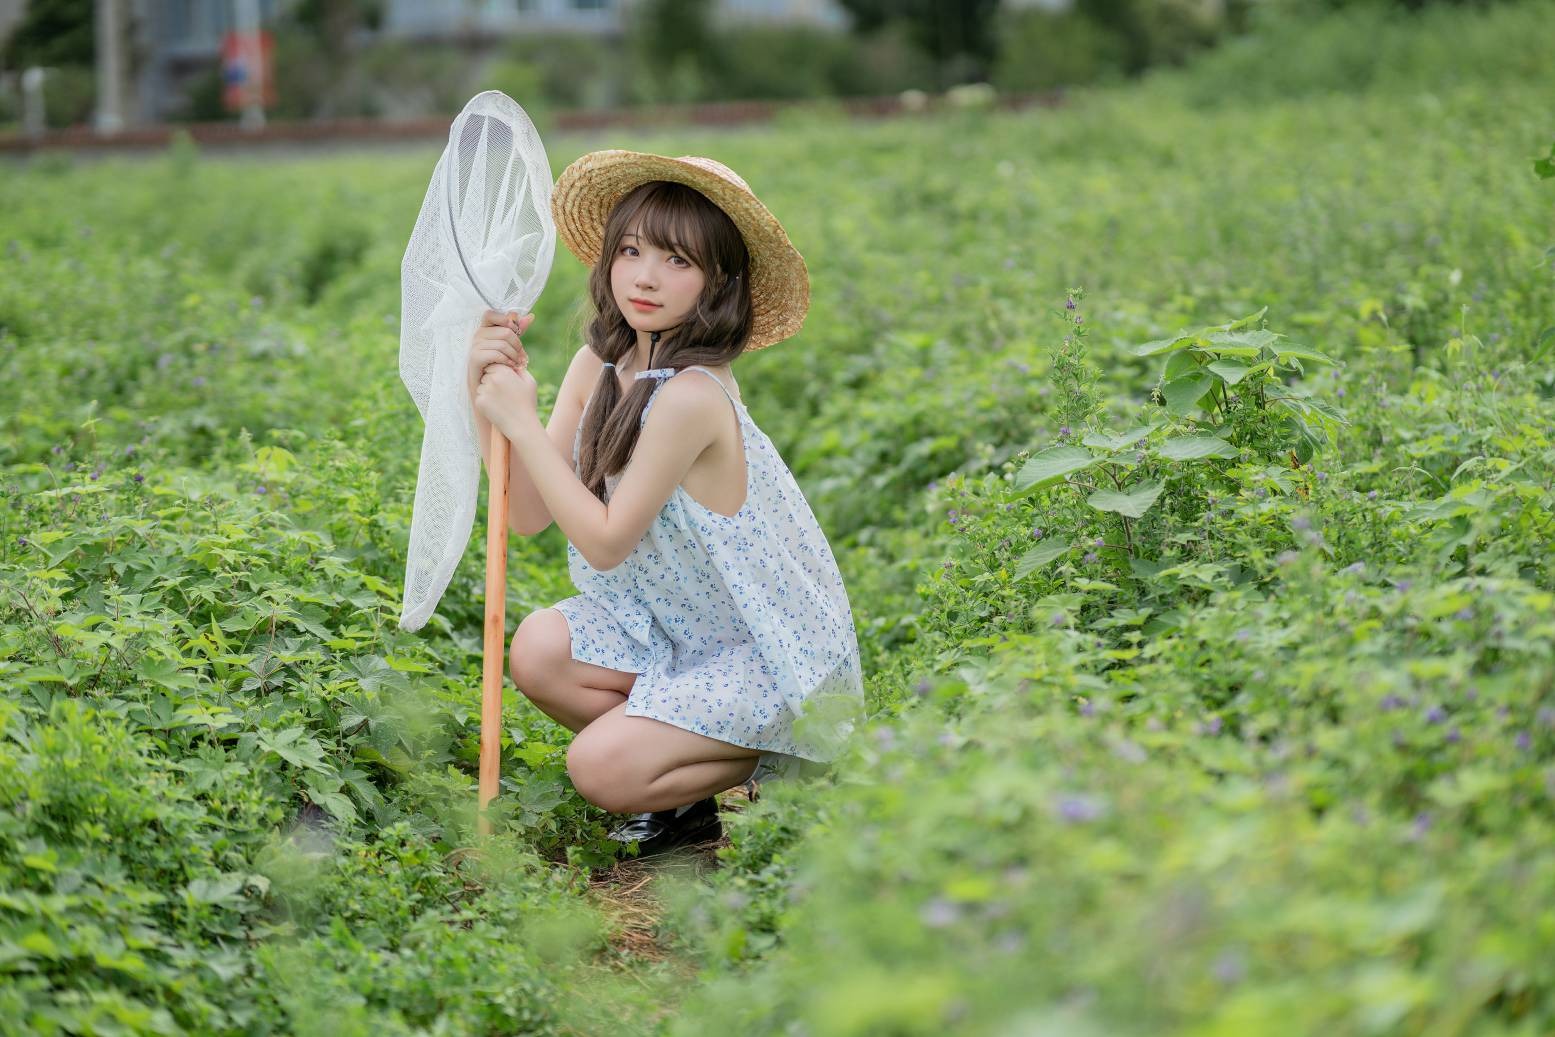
left=567, top=702, right=762, bottom=814
left=635, top=755, right=760, bottom=813
left=510, top=608, right=636, bottom=734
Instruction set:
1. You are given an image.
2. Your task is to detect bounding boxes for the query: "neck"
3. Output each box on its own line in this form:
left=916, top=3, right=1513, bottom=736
left=628, top=327, right=667, bottom=372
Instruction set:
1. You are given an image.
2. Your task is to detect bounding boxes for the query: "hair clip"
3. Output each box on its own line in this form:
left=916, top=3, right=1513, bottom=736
left=634, top=368, right=676, bottom=381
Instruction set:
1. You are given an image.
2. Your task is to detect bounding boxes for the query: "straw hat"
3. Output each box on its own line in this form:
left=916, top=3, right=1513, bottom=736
left=550, top=149, right=810, bottom=351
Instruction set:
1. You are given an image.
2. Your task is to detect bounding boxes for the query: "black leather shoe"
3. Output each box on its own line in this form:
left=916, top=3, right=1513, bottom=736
left=605, top=795, right=722, bottom=858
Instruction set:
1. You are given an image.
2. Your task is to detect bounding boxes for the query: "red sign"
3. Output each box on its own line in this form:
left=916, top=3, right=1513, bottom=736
left=221, top=31, right=276, bottom=111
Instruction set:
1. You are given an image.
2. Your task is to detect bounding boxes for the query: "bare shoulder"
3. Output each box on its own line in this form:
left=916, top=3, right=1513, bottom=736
left=560, top=343, right=601, bottom=410
left=639, top=371, right=729, bottom=449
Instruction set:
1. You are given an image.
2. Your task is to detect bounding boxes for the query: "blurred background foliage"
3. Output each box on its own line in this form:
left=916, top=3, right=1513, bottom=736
left=0, top=0, right=1528, bottom=130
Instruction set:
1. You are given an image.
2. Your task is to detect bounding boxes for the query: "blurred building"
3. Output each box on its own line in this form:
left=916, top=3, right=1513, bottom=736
left=131, top=0, right=288, bottom=122
left=97, top=0, right=848, bottom=122
left=380, top=0, right=849, bottom=37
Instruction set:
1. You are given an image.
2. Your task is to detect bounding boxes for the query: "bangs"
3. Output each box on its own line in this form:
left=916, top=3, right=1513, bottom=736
left=619, top=183, right=714, bottom=272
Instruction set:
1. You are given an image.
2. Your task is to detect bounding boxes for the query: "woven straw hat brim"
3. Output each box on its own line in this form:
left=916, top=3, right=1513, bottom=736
left=551, top=150, right=809, bottom=351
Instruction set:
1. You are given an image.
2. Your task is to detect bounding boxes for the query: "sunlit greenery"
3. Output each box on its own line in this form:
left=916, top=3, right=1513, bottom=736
left=2, top=1, right=1553, bottom=1034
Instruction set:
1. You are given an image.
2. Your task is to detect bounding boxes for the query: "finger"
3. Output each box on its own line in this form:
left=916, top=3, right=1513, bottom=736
left=517, top=313, right=536, bottom=334
left=481, top=309, right=508, bottom=327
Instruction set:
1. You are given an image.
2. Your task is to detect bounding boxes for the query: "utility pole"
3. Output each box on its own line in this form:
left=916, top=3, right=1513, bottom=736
left=234, top=0, right=266, bottom=130
left=95, top=0, right=124, bottom=134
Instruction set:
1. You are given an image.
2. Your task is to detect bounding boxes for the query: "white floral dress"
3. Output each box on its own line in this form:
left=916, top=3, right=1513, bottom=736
left=550, top=364, right=865, bottom=785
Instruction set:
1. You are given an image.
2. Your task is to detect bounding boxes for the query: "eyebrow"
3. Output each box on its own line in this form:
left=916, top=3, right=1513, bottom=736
left=621, top=233, right=690, bottom=254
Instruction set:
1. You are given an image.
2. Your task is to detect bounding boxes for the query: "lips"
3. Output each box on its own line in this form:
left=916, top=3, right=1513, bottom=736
left=629, top=297, right=661, bottom=308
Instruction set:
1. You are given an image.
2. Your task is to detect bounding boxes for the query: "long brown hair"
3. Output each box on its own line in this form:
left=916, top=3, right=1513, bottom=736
left=576, top=180, right=753, bottom=502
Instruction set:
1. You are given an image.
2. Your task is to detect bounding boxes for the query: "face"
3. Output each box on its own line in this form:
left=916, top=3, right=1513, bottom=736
left=610, top=224, right=707, bottom=335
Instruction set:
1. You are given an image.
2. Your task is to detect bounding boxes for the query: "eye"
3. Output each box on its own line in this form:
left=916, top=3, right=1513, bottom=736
left=619, top=245, right=638, bottom=256
left=669, top=255, right=689, bottom=267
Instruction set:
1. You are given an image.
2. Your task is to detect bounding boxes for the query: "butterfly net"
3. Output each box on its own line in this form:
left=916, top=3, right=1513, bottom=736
left=398, top=91, right=555, bottom=632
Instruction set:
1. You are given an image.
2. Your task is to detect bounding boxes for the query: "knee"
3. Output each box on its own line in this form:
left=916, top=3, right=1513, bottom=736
left=510, top=608, right=568, bottom=699
left=566, top=732, right=637, bottom=814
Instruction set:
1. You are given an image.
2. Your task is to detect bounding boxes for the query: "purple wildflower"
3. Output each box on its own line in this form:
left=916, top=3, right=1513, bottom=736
left=192, top=376, right=207, bottom=388
left=1446, top=727, right=1461, bottom=744
left=1292, top=516, right=1311, bottom=531
left=1213, top=950, right=1246, bottom=985
left=1065, top=297, right=1076, bottom=310
left=1367, top=490, right=1379, bottom=500
left=1380, top=694, right=1405, bottom=712
left=915, top=679, right=932, bottom=696
left=1079, top=700, right=1095, bottom=717
left=1083, top=551, right=1098, bottom=563
left=1424, top=705, right=1446, bottom=725
left=1059, top=425, right=1071, bottom=437
left=1031, top=526, right=1043, bottom=539
left=1276, top=550, right=1298, bottom=565
left=1412, top=812, right=1433, bottom=838
left=257, top=485, right=268, bottom=495
left=1393, top=579, right=1413, bottom=593
left=17, top=536, right=27, bottom=546
left=1516, top=731, right=1532, bottom=751
left=920, top=897, right=961, bottom=928
left=1234, top=629, right=1250, bottom=642
left=1454, top=607, right=1473, bottom=621
left=1055, top=794, right=1104, bottom=823
left=1336, top=388, right=1346, bottom=398
left=1201, top=716, right=1223, bottom=736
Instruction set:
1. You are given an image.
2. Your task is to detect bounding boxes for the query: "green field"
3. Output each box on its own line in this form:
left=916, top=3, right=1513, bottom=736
left=3, top=2, right=1554, bottom=1034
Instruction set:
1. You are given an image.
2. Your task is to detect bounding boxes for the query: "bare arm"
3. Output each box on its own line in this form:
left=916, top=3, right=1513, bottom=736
left=498, top=374, right=723, bottom=570
left=474, top=343, right=597, bottom=536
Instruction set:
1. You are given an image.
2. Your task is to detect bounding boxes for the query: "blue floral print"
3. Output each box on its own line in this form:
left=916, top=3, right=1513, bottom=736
left=550, top=365, right=865, bottom=785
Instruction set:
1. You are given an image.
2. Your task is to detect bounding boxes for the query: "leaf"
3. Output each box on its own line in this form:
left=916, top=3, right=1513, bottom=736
left=1206, top=359, right=1252, bottom=384
left=1161, top=373, right=1216, bottom=415
left=1080, top=421, right=1164, bottom=452
left=136, top=656, right=198, bottom=691
left=185, top=872, right=250, bottom=907
left=258, top=726, right=331, bottom=773
left=512, top=740, right=561, bottom=769
left=1012, top=446, right=1099, bottom=493
left=1156, top=434, right=1239, bottom=460
left=1129, top=333, right=1193, bottom=357
left=1087, top=481, right=1165, bottom=518
left=1163, top=348, right=1202, bottom=381
left=1272, top=343, right=1336, bottom=365
left=1204, top=329, right=1279, bottom=356
left=306, top=790, right=359, bottom=826
left=1535, top=141, right=1555, bottom=179
left=1015, top=539, right=1072, bottom=579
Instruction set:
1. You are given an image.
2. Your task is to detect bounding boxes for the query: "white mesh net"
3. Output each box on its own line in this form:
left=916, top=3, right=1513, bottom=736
left=398, top=91, right=555, bottom=632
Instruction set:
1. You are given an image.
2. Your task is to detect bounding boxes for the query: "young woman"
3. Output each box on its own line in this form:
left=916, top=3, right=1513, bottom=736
left=469, top=150, right=864, bottom=857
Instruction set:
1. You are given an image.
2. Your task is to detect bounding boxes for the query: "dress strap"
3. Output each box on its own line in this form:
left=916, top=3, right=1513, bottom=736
left=638, top=365, right=742, bottom=427
left=682, top=365, right=742, bottom=411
